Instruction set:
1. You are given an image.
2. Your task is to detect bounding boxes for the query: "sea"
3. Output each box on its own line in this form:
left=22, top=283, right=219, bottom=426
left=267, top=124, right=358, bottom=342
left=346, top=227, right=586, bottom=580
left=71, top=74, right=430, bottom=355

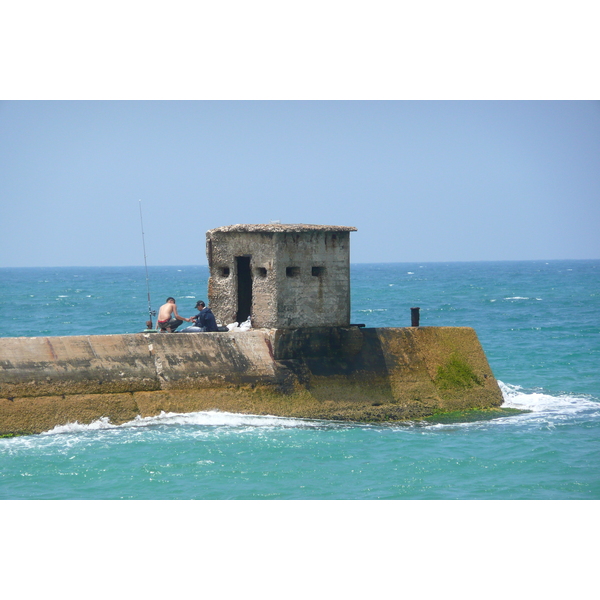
left=0, top=260, right=599, bottom=501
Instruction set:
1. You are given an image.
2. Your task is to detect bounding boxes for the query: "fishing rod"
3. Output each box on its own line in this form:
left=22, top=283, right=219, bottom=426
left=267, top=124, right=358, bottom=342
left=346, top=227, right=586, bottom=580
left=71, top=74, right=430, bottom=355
left=139, top=199, right=156, bottom=329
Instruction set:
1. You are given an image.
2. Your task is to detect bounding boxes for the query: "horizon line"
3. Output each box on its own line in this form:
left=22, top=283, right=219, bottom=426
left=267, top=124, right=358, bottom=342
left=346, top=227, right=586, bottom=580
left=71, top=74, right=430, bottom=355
left=1, top=258, right=599, bottom=269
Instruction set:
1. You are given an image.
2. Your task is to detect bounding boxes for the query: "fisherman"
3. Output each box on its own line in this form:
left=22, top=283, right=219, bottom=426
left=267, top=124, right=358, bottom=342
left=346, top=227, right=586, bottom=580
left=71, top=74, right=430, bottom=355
left=156, top=297, right=192, bottom=332
left=192, top=300, right=218, bottom=332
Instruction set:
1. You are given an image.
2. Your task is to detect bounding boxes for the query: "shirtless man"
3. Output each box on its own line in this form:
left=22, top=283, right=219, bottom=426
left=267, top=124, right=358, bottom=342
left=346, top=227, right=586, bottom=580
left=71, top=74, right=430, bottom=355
left=156, top=297, right=192, bottom=332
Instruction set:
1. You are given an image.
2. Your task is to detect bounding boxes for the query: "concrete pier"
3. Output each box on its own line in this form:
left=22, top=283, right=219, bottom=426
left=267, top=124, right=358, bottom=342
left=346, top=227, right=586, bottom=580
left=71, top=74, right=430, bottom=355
left=0, top=326, right=503, bottom=435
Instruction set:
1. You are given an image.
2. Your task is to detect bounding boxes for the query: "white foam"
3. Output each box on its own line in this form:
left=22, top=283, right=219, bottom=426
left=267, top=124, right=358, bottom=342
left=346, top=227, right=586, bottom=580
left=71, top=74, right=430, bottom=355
left=499, top=381, right=599, bottom=415
left=42, top=416, right=117, bottom=435
left=39, top=410, right=323, bottom=435
left=409, top=382, right=600, bottom=431
left=123, top=410, right=317, bottom=429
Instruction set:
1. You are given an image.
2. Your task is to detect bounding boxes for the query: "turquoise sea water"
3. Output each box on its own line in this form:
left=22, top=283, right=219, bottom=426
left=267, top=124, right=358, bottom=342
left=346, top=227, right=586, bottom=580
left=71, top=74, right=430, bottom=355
left=1, top=261, right=599, bottom=499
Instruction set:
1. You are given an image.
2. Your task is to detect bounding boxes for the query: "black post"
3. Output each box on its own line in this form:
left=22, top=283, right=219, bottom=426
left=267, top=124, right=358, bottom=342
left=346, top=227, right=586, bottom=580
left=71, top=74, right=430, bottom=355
left=411, top=307, right=420, bottom=327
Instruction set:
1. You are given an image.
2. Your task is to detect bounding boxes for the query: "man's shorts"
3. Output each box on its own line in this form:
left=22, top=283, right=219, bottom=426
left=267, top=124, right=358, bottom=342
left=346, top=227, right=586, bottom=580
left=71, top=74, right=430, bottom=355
left=158, top=319, right=182, bottom=331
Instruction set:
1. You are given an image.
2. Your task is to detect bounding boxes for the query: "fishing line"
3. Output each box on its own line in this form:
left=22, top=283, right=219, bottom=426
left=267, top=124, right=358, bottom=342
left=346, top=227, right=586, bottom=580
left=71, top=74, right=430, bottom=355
left=139, top=199, right=156, bottom=326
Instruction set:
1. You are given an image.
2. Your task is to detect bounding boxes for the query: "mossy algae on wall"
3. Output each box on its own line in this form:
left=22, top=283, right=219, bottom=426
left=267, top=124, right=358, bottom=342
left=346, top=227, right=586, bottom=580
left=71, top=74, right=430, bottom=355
left=0, top=326, right=504, bottom=435
left=435, top=354, right=482, bottom=390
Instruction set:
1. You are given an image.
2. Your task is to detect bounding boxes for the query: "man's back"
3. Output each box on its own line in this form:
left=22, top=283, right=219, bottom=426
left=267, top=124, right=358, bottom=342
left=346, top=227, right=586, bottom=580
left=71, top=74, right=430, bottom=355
left=158, top=303, right=174, bottom=322
left=201, top=307, right=218, bottom=332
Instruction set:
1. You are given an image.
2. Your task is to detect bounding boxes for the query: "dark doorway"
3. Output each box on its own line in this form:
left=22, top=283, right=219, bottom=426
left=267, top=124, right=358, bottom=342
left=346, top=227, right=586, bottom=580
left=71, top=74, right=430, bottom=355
left=236, top=256, right=252, bottom=323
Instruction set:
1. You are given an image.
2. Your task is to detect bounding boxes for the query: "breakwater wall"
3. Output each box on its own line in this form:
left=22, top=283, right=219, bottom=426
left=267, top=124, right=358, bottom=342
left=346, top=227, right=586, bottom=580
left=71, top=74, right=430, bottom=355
left=0, top=327, right=503, bottom=435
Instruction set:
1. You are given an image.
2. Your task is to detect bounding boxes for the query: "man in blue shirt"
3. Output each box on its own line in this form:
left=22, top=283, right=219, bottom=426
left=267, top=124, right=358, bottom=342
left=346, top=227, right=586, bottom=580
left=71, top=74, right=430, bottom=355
left=182, top=300, right=219, bottom=332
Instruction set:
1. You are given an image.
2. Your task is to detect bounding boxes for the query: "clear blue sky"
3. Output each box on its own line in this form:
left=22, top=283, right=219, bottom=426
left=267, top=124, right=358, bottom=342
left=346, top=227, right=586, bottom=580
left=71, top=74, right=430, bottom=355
left=1, top=100, right=599, bottom=267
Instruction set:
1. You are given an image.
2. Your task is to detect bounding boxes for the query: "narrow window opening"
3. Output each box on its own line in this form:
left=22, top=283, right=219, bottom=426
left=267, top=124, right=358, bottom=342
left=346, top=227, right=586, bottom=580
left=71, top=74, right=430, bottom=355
left=286, top=266, right=300, bottom=278
left=255, top=267, right=268, bottom=278
left=219, top=266, right=230, bottom=278
left=312, top=266, right=325, bottom=277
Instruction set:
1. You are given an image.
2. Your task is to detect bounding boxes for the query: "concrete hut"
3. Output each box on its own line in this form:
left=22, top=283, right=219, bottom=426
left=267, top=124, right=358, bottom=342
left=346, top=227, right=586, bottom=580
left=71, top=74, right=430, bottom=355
left=206, top=224, right=357, bottom=328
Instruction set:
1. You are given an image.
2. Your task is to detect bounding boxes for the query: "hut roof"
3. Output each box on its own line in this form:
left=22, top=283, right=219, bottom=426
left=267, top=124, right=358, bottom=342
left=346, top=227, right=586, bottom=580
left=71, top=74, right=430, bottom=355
left=208, top=223, right=357, bottom=234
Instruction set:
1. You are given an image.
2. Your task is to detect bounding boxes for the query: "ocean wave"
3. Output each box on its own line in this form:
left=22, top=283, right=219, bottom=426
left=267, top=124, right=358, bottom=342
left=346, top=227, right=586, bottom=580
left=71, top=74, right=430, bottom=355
left=41, top=416, right=117, bottom=435
left=499, top=381, right=599, bottom=415
left=123, top=410, right=321, bottom=429
left=399, top=382, right=600, bottom=432
left=39, top=410, right=328, bottom=436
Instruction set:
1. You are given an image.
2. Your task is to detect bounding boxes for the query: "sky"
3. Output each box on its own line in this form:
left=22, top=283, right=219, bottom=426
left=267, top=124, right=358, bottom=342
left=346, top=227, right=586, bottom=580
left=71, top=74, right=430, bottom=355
left=1, top=100, right=599, bottom=267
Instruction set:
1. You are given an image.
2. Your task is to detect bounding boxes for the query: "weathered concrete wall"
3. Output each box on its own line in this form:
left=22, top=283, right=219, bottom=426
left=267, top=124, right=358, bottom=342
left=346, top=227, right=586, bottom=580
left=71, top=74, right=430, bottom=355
left=206, top=224, right=356, bottom=328
left=273, top=230, right=352, bottom=328
left=0, top=327, right=503, bottom=435
left=207, top=229, right=278, bottom=326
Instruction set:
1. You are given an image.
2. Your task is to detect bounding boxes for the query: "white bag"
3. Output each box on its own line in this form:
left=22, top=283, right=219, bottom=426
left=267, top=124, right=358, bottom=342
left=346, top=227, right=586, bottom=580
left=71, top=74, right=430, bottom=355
left=238, top=317, right=252, bottom=331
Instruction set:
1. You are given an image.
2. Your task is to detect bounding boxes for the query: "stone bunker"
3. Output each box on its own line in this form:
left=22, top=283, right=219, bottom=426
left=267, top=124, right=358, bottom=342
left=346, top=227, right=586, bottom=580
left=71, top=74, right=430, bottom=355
left=207, top=224, right=356, bottom=328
